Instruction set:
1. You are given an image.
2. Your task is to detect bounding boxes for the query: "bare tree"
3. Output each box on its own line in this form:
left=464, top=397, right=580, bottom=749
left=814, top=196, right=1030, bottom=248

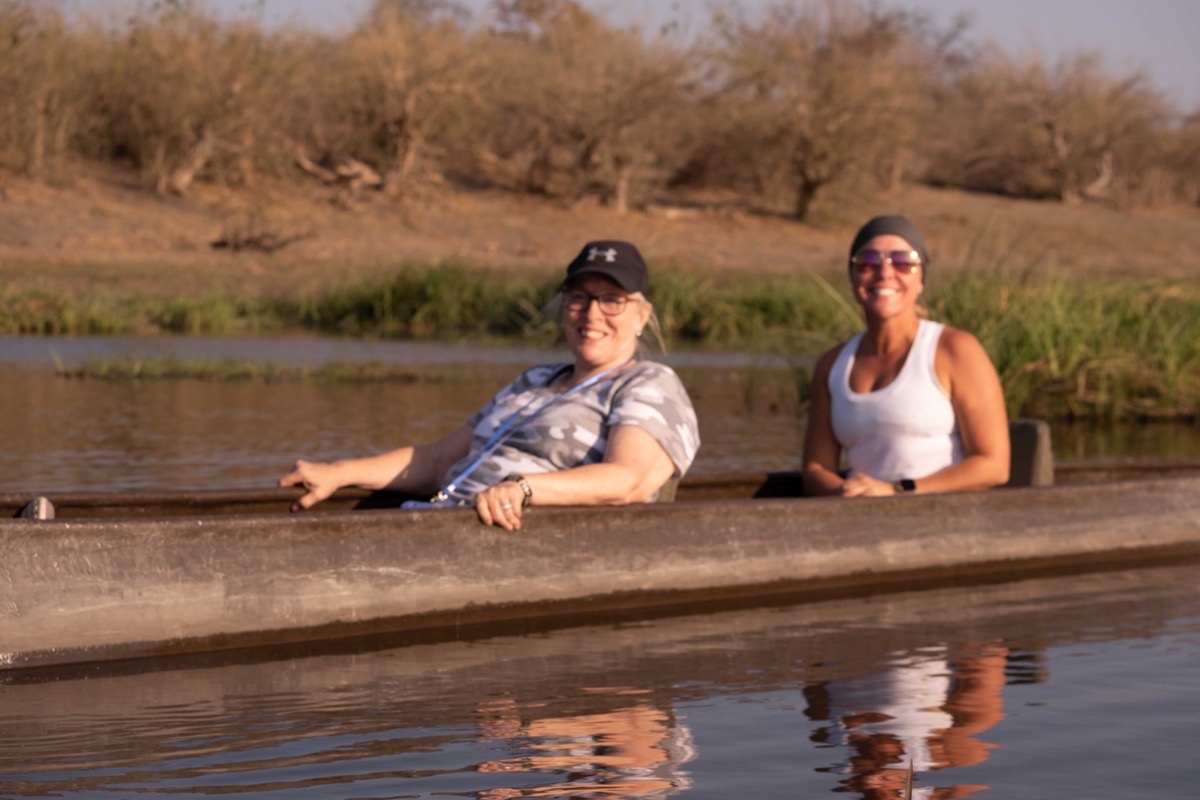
left=1171, top=113, right=1200, bottom=206
left=704, top=0, right=927, bottom=220
left=470, top=0, right=691, bottom=212
left=0, top=3, right=78, bottom=180
left=6, top=0, right=1193, bottom=217
left=923, top=49, right=1171, bottom=205
left=307, top=0, right=479, bottom=198
left=81, top=2, right=279, bottom=195
left=1027, top=53, right=1169, bottom=204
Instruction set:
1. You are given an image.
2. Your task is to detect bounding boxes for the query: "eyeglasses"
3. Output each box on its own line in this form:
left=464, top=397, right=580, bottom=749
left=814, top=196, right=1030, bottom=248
left=563, top=290, right=631, bottom=316
left=850, top=249, right=922, bottom=274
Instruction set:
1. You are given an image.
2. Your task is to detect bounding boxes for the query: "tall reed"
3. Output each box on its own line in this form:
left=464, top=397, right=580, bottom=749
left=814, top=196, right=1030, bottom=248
left=4, top=265, right=1197, bottom=421
left=927, top=271, right=1199, bottom=421
left=0, top=288, right=272, bottom=335
left=293, top=263, right=558, bottom=339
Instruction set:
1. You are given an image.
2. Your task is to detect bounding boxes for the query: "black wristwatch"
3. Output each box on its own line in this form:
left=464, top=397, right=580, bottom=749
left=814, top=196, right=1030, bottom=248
left=892, top=478, right=917, bottom=494
left=503, top=473, right=533, bottom=507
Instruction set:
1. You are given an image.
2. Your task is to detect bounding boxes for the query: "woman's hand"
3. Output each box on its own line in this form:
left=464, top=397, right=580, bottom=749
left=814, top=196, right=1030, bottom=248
left=278, top=425, right=474, bottom=514
left=472, top=427, right=677, bottom=529
left=839, top=473, right=898, bottom=497
left=475, top=480, right=530, bottom=531
left=279, top=459, right=342, bottom=512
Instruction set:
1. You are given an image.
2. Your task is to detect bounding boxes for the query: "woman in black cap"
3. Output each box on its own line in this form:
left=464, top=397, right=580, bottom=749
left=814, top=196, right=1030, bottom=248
left=280, top=240, right=700, bottom=529
left=801, top=215, right=1009, bottom=497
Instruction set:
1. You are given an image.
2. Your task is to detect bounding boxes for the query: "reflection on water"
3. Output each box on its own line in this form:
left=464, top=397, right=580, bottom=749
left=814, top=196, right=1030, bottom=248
left=475, top=695, right=696, bottom=799
left=1, top=335, right=1196, bottom=493
left=808, top=645, right=1006, bottom=799
left=2, top=564, right=1198, bottom=799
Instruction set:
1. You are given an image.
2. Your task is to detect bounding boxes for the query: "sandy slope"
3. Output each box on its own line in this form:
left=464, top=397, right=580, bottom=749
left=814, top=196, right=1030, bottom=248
left=2, top=170, right=1197, bottom=299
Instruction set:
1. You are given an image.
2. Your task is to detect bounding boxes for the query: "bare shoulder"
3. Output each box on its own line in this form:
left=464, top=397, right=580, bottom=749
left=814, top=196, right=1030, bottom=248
left=935, top=324, right=1002, bottom=399
left=936, top=324, right=991, bottom=364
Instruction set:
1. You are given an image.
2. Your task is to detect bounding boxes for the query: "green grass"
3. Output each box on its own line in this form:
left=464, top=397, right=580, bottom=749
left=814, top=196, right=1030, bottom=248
left=293, top=263, right=559, bottom=339
left=927, top=271, right=1199, bottom=422
left=0, top=287, right=277, bottom=336
left=10, top=262, right=1199, bottom=422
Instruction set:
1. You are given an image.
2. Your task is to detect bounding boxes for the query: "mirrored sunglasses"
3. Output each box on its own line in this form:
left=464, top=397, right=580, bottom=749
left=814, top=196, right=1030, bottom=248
left=850, top=250, right=922, bottom=274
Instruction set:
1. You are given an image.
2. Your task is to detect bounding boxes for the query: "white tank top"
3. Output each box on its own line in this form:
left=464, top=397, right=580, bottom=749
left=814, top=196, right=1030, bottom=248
left=829, top=319, right=963, bottom=482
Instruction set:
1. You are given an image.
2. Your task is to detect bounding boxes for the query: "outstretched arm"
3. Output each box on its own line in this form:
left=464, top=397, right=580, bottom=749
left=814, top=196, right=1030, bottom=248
left=279, top=424, right=474, bottom=511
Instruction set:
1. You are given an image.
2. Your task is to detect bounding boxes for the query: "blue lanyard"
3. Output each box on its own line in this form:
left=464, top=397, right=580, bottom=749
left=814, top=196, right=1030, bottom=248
left=431, top=359, right=633, bottom=503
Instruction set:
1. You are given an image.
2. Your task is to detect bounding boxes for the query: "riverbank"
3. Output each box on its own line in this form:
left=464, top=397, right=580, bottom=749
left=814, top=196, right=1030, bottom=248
left=5, top=170, right=1200, bottom=293
left=3, top=172, right=1199, bottom=421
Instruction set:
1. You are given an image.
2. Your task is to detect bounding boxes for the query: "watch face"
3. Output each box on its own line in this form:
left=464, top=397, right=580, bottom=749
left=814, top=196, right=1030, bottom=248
left=900, top=479, right=917, bottom=492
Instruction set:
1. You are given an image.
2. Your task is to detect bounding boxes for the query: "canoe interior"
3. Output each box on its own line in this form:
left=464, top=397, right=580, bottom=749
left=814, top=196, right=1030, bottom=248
left=1, top=418, right=1194, bottom=518
left=2, top=457, right=1198, bottom=520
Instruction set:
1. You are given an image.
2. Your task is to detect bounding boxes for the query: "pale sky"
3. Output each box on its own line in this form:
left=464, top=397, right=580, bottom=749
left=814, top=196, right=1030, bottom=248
left=79, top=0, right=1200, bottom=111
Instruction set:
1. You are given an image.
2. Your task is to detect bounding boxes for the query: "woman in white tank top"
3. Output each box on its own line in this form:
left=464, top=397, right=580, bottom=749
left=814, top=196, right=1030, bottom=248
left=801, top=215, right=1010, bottom=497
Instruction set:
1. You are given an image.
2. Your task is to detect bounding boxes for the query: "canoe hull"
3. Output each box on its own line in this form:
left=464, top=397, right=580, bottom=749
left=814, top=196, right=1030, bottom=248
left=3, top=475, right=1199, bottom=672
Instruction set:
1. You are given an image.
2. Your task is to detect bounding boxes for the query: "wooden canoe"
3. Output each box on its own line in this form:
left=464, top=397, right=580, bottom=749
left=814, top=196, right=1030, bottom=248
left=2, top=448, right=1198, bottom=673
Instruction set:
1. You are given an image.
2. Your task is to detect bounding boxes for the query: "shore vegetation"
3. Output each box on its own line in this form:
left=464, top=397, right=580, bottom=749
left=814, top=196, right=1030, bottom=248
left=24, top=264, right=1199, bottom=423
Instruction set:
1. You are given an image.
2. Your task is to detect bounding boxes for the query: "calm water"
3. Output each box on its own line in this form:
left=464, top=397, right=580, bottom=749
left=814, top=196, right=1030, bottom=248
left=2, top=564, right=1198, bottom=799
left=2, top=335, right=1198, bottom=799
left=0, top=335, right=812, bottom=491
left=1, top=334, right=1197, bottom=493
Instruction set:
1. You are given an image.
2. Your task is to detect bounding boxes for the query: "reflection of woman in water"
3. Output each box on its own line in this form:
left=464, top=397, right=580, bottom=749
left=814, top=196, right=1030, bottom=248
left=806, top=643, right=1009, bottom=799
left=474, top=695, right=696, bottom=799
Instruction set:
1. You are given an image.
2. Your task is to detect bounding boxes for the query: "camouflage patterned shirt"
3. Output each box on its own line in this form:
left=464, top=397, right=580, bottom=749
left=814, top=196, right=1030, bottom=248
left=441, top=360, right=700, bottom=504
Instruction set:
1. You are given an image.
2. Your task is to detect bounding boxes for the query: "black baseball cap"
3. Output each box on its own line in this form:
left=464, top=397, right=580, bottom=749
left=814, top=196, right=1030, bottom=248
left=563, top=240, right=649, bottom=295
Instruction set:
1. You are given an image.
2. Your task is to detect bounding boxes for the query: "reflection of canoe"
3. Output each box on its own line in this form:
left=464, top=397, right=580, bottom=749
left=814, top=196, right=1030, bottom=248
left=3, top=564, right=1194, bottom=757
left=2, top=434, right=1199, bottom=672
left=4, top=562, right=1194, bottom=787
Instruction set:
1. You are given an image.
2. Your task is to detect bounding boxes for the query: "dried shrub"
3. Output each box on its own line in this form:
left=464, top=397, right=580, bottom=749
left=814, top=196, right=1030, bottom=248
left=0, top=0, right=1194, bottom=215
left=79, top=2, right=281, bottom=194
left=290, top=0, right=480, bottom=198
left=460, top=0, right=692, bottom=212
left=0, top=2, right=81, bottom=179
left=922, top=49, right=1178, bottom=206
left=691, top=0, right=930, bottom=220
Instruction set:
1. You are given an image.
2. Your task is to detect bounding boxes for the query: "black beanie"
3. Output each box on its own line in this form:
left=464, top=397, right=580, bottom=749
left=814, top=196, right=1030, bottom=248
left=848, top=215, right=930, bottom=269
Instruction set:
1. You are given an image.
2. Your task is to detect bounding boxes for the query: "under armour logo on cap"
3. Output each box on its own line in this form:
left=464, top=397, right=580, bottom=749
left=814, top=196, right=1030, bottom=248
left=565, top=240, right=649, bottom=295
left=588, top=246, right=619, bottom=263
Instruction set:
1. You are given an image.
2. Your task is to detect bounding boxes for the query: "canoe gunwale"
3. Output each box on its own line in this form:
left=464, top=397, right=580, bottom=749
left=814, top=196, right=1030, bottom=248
left=4, top=456, right=1199, bottom=520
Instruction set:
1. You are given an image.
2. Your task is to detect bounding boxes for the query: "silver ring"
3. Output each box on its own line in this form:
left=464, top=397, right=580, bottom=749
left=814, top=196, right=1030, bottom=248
left=500, top=502, right=513, bottom=510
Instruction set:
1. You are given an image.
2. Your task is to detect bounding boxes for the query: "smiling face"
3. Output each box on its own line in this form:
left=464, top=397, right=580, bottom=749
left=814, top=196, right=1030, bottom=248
left=850, top=234, right=925, bottom=322
left=562, top=275, right=652, bottom=377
